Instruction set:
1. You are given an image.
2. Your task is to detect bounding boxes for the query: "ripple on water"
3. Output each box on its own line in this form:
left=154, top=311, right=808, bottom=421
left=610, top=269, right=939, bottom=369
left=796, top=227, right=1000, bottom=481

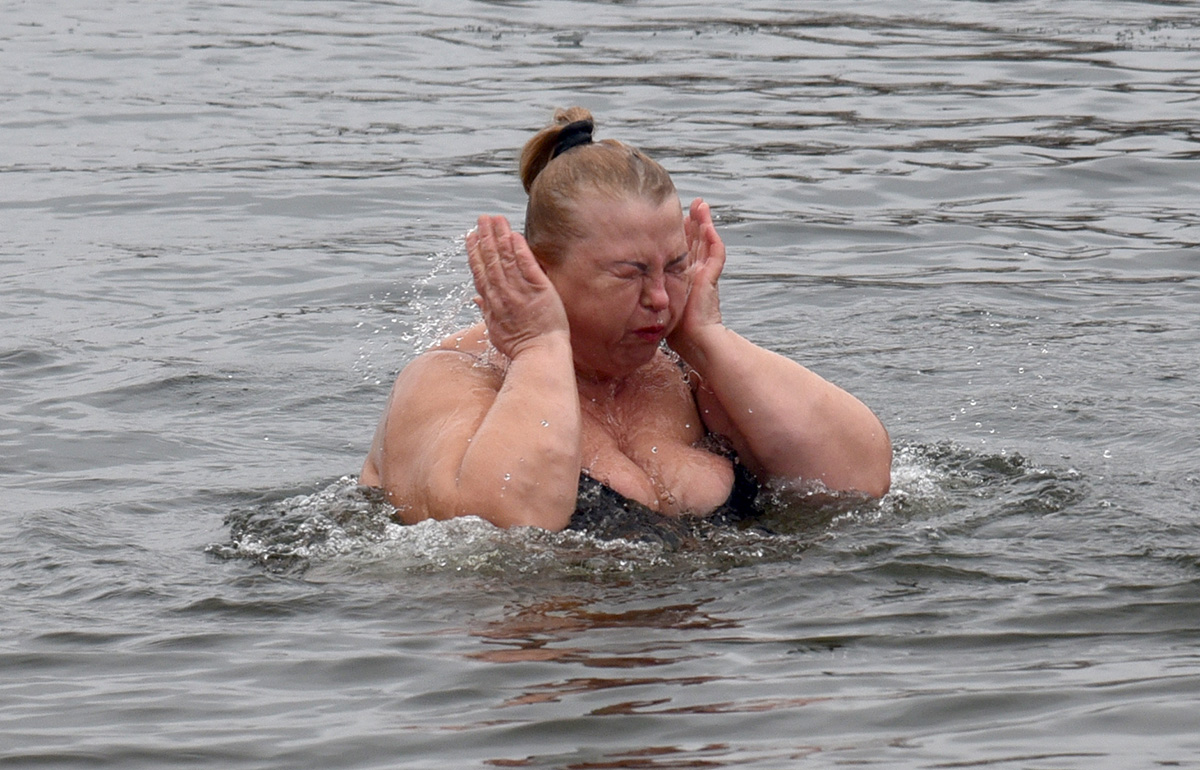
left=207, top=439, right=1091, bottom=587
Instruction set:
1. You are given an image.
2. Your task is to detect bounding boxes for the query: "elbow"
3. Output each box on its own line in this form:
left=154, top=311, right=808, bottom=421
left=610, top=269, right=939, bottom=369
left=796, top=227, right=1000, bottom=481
left=861, top=464, right=891, bottom=499
left=858, top=431, right=893, bottom=499
left=821, top=428, right=890, bottom=500
left=813, top=425, right=894, bottom=500
left=488, top=462, right=578, bottom=531
left=487, top=480, right=575, bottom=531
left=499, top=505, right=573, bottom=532
left=456, top=484, right=576, bottom=532
left=830, top=461, right=889, bottom=501
left=435, top=495, right=572, bottom=532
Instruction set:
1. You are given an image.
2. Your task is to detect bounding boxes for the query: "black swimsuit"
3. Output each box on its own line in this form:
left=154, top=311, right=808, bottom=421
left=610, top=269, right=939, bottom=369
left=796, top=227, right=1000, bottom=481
left=565, top=458, right=764, bottom=545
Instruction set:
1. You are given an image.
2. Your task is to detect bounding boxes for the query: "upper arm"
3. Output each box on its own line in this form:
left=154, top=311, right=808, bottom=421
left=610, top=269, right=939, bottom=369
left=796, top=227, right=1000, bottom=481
left=370, top=351, right=503, bottom=522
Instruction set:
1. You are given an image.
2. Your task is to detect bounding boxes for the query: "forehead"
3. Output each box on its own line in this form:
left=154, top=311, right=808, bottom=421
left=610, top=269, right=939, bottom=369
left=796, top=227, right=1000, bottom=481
left=563, top=194, right=685, bottom=261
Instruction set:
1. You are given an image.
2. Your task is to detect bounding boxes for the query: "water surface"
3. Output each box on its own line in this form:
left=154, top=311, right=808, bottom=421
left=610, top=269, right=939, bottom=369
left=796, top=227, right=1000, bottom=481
left=3, top=1, right=1199, bottom=767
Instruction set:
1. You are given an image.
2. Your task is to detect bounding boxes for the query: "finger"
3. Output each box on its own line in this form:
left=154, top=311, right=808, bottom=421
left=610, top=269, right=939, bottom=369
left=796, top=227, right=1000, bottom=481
left=466, top=221, right=487, bottom=288
left=686, top=199, right=709, bottom=254
left=494, top=219, right=525, bottom=275
left=508, top=231, right=551, bottom=288
left=468, top=215, right=495, bottom=262
left=483, top=215, right=510, bottom=249
left=467, top=217, right=498, bottom=291
left=688, top=213, right=708, bottom=265
left=474, top=215, right=509, bottom=287
left=702, top=229, right=726, bottom=286
left=492, top=215, right=513, bottom=242
left=685, top=201, right=724, bottom=283
left=469, top=218, right=511, bottom=311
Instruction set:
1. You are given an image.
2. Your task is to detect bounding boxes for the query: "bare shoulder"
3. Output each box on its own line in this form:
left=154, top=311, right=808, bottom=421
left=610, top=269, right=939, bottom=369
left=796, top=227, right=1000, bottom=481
left=429, top=322, right=495, bottom=358
left=391, top=322, right=505, bottom=413
left=387, top=345, right=503, bottom=422
left=360, top=336, right=502, bottom=496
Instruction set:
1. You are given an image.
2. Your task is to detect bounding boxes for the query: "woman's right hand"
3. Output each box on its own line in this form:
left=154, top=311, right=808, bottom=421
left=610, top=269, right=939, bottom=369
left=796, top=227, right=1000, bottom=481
left=466, top=215, right=570, bottom=359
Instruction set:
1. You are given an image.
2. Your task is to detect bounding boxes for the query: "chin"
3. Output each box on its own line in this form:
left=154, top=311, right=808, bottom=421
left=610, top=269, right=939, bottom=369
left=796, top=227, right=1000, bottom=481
left=625, top=345, right=662, bottom=371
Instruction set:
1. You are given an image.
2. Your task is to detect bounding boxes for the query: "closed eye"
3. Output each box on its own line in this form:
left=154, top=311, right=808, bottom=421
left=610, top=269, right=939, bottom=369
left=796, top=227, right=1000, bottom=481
left=666, top=253, right=689, bottom=275
left=612, top=252, right=689, bottom=278
left=612, top=261, right=650, bottom=279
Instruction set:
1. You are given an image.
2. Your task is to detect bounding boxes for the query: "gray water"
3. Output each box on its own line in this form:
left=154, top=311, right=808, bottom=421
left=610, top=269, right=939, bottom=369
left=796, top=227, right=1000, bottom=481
left=3, top=1, right=1199, bottom=767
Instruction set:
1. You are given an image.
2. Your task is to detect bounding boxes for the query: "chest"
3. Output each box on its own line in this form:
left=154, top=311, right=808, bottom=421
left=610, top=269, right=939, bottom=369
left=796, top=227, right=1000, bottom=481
left=578, top=376, right=734, bottom=516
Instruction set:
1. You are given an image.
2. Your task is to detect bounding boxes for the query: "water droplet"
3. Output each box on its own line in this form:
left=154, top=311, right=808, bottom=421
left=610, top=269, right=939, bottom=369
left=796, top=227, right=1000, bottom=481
left=684, top=423, right=691, bottom=429
left=651, top=446, right=658, bottom=454
left=541, top=420, right=549, bottom=427
left=747, top=408, right=754, bottom=414
left=503, top=473, right=511, bottom=481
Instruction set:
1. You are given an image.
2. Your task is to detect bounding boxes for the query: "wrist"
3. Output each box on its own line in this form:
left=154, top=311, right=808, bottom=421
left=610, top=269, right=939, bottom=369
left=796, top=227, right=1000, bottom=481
left=668, top=322, right=729, bottom=372
left=508, top=329, right=573, bottom=361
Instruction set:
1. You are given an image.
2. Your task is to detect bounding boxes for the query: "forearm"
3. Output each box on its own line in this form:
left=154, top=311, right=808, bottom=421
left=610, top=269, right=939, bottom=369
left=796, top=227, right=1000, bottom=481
left=454, top=335, right=582, bottom=528
left=675, top=325, right=891, bottom=497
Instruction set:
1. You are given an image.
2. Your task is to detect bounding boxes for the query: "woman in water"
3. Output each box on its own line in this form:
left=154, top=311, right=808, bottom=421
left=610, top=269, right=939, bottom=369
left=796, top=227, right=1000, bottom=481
left=360, top=107, right=891, bottom=531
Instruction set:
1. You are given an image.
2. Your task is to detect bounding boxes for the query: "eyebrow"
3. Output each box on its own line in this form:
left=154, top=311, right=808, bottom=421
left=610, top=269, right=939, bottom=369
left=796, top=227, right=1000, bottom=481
left=615, top=252, right=689, bottom=271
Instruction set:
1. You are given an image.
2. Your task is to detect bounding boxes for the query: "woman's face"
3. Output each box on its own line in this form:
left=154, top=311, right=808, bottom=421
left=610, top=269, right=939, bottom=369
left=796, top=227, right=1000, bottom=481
left=542, top=193, right=692, bottom=380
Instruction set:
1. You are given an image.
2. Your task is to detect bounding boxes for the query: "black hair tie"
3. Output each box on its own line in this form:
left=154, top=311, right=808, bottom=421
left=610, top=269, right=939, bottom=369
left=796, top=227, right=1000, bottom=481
left=551, top=119, right=594, bottom=159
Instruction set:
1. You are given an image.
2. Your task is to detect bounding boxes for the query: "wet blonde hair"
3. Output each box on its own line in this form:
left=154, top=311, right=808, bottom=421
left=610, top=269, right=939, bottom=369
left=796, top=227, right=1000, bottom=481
left=519, top=107, right=677, bottom=265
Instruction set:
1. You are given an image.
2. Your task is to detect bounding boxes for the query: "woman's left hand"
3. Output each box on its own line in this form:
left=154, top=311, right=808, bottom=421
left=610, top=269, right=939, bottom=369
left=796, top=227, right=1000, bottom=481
left=668, top=198, right=726, bottom=353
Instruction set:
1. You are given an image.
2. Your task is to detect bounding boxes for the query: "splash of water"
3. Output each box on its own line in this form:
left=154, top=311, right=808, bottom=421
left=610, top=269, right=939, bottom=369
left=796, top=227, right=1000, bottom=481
left=353, top=235, right=478, bottom=385
left=207, top=439, right=1088, bottom=582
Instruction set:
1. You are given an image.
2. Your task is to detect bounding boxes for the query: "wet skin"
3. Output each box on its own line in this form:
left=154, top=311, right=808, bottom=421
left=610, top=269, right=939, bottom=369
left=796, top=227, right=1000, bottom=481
left=360, top=194, right=891, bottom=529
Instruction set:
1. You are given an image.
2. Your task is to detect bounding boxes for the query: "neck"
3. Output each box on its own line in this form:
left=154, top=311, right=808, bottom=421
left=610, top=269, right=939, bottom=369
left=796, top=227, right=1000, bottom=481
left=574, top=367, right=629, bottom=401
left=572, top=345, right=661, bottom=390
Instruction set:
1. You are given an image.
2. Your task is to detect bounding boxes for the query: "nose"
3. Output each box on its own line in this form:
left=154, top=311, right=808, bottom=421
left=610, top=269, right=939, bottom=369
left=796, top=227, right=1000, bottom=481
left=641, top=274, right=669, bottom=312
